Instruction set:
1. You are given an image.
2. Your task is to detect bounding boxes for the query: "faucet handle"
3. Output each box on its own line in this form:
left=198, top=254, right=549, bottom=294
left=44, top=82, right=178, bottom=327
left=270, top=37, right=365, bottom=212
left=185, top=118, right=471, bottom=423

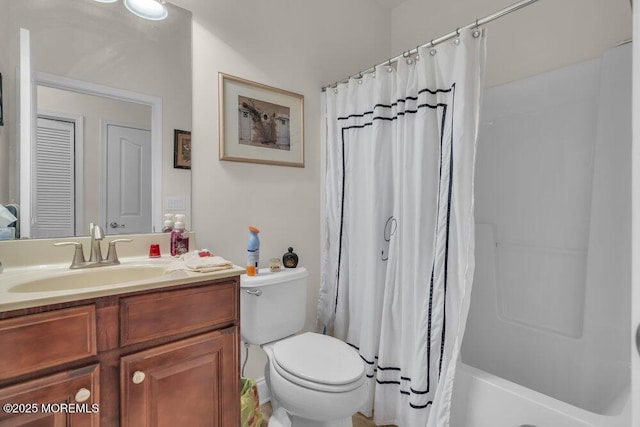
left=105, top=239, right=133, bottom=264
left=54, top=242, right=86, bottom=268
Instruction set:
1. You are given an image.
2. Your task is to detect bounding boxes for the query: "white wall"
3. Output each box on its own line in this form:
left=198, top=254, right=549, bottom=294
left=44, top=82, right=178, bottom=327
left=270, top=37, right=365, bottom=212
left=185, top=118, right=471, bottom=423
left=391, top=0, right=632, bottom=88
left=632, top=4, right=640, bottom=426
left=171, top=0, right=391, bottom=381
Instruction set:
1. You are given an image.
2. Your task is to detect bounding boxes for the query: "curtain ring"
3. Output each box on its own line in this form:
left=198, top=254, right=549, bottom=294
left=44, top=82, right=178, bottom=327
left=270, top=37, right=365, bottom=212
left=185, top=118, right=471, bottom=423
left=387, top=58, right=393, bottom=72
left=454, top=27, right=461, bottom=45
left=429, top=40, right=436, bottom=56
left=414, top=45, right=420, bottom=61
left=404, top=50, right=413, bottom=64
left=472, top=18, right=482, bottom=38
left=456, top=27, right=460, bottom=37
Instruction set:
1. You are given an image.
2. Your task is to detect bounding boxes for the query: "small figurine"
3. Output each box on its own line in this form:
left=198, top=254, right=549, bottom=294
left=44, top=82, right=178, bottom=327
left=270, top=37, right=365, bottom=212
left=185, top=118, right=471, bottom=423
left=282, top=247, right=298, bottom=268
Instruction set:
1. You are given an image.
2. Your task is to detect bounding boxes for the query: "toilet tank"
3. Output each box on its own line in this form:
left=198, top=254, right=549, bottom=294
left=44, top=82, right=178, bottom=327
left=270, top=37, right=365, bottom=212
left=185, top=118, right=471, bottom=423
left=240, top=267, right=308, bottom=345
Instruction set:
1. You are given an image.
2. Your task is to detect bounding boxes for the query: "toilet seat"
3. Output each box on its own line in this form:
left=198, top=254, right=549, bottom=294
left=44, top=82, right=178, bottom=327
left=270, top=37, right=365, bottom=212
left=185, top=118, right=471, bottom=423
left=271, top=332, right=365, bottom=393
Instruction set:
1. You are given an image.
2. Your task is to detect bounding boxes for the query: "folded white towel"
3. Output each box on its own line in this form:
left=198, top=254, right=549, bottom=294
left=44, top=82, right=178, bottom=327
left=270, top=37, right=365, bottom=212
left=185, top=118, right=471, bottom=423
left=165, top=251, right=233, bottom=274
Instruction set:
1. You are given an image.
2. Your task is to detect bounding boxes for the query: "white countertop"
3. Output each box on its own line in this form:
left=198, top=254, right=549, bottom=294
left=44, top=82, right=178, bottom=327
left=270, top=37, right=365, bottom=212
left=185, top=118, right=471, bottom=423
left=0, top=255, right=245, bottom=313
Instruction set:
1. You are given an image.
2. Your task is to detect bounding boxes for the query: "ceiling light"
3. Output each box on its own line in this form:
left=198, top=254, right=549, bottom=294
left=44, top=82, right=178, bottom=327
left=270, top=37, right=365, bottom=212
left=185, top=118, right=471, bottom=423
left=94, top=0, right=118, bottom=3
left=123, top=0, right=168, bottom=21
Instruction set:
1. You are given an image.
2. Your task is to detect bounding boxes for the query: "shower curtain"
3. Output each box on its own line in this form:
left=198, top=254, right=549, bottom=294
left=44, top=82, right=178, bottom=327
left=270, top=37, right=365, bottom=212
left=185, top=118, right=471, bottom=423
left=319, top=29, right=486, bottom=426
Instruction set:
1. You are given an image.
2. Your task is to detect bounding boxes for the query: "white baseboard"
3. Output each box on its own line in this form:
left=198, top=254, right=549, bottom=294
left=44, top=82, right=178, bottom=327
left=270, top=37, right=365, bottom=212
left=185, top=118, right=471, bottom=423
left=256, top=376, right=271, bottom=405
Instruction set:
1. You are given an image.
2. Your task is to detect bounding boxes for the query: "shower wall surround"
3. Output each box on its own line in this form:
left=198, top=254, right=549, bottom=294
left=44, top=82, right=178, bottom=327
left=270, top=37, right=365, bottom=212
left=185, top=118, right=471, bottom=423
left=463, top=43, right=631, bottom=415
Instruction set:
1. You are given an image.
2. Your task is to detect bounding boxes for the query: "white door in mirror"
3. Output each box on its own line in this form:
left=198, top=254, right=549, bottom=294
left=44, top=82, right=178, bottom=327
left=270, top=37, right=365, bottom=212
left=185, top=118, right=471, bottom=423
left=106, top=124, right=152, bottom=235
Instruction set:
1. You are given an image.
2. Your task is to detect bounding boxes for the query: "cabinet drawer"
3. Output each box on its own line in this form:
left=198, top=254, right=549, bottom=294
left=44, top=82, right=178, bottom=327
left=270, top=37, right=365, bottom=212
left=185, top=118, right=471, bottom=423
left=0, top=306, right=97, bottom=381
left=120, top=280, right=238, bottom=347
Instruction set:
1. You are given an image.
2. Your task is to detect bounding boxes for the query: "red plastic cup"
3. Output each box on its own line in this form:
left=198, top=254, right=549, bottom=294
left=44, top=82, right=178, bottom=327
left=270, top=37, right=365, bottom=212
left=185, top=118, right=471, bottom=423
left=149, top=243, right=161, bottom=258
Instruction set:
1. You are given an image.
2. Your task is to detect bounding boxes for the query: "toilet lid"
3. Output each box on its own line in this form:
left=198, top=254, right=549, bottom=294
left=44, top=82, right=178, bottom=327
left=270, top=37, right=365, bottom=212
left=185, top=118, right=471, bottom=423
left=272, top=332, right=365, bottom=386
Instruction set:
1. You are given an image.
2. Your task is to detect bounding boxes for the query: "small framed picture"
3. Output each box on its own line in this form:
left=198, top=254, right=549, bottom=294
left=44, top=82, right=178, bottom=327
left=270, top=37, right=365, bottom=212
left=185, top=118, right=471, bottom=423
left=174, top=129, right=191, bottom=169
left=219, top=73, right=304, bottom=167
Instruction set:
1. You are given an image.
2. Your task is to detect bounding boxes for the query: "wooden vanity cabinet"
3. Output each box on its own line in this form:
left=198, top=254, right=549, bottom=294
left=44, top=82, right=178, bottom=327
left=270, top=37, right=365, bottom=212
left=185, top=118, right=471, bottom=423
left=0, top=276, right=240, bottom=427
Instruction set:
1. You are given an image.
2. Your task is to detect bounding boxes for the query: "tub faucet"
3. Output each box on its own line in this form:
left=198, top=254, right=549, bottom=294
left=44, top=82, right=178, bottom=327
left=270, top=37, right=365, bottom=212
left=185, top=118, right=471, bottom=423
left=89, top=223, right=105, bottom=262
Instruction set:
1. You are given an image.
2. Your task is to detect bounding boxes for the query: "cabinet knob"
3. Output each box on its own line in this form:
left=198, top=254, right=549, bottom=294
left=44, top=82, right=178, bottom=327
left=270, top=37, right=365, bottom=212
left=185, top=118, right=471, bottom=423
left=75, top=388, right=91, bottom=403
left=132, top=371, right=146, bottom=384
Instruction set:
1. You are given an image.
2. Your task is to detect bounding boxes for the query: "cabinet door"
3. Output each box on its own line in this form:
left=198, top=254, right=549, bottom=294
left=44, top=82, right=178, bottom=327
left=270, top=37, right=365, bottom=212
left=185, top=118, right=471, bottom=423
left=0, top=364, right=99, bottom=427
left=120, top=328, right=239, bottom=427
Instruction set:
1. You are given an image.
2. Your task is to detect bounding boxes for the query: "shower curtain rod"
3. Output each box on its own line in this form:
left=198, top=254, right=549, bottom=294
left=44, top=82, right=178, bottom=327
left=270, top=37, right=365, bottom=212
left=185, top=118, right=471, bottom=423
left=321, top=0, right=539, bottom=91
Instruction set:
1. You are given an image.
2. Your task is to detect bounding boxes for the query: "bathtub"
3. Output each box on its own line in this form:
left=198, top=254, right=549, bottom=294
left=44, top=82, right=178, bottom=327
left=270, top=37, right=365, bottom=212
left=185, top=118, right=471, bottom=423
left=450, top=363, right=630, bottom=427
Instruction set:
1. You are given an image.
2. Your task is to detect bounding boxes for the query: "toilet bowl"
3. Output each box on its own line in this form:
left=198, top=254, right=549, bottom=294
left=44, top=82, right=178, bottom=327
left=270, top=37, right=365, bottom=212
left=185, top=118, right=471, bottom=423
left=241, top=268, right=367, bottom=426
left=263, top=332, right=366, bottom=426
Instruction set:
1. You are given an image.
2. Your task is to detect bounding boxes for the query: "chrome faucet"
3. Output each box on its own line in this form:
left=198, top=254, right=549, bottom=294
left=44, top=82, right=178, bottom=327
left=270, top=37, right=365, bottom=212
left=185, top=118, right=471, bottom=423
left=54, top=223, right=132, bottom=269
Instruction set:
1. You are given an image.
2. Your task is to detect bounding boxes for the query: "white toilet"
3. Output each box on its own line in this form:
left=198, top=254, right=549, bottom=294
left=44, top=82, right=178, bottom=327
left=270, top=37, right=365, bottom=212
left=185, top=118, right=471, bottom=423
left=241, top=267, right=367, bottom=427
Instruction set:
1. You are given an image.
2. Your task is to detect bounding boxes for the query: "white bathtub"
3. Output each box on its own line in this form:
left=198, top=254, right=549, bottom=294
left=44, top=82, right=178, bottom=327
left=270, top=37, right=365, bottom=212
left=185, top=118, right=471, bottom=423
left=450, top=363, right=630, bottom=427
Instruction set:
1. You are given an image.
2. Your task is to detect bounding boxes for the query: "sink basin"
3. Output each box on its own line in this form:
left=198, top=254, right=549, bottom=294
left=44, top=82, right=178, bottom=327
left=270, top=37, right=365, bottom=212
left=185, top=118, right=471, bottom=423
left=8, top=265, right=167, bottom=293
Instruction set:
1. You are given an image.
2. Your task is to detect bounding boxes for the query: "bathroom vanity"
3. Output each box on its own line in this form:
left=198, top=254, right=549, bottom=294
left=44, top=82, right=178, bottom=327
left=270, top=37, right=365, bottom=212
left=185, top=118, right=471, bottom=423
left=0, top=237, right=243, bottom=427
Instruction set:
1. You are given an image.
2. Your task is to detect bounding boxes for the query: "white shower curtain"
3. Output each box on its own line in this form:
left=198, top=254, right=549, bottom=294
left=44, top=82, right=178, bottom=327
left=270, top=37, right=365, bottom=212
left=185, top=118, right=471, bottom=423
left=319, top=29, right=486, bottom=427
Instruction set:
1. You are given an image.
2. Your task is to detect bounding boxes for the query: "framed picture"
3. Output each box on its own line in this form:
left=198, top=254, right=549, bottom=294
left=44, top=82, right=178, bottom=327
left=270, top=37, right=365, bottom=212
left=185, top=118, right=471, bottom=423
left=174, top=129, right=191, bottom=169
left=218, top=73, right=304, bottom=167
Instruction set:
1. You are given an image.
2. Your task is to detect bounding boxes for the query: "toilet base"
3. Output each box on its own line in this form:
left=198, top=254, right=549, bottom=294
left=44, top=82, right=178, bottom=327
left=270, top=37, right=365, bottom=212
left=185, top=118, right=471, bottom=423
left=267, top=401, right=352, bottom=427
left=289, top=414, right=352, bottom=427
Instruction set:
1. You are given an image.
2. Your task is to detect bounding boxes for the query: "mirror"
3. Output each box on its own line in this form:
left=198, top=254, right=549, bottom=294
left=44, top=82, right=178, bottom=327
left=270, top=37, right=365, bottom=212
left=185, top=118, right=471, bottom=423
left=0, top=0, right=192, bottom=239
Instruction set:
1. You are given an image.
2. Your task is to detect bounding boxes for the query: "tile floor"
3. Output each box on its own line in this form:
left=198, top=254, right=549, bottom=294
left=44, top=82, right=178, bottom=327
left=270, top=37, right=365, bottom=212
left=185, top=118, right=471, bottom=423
left=259, top=402, right=396, bottom=427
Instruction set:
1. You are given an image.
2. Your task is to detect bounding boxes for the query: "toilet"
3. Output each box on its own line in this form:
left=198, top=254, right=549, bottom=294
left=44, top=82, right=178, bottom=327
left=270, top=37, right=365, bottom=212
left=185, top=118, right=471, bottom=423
left=241, top=267, right=367, bottom=427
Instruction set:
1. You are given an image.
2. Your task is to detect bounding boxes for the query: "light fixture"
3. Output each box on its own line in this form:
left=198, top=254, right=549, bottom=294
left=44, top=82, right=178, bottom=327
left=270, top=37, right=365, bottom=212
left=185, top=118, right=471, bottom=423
left=93, top=0, right=118, bottom=3
left=123, top=0, right=168, bottom=21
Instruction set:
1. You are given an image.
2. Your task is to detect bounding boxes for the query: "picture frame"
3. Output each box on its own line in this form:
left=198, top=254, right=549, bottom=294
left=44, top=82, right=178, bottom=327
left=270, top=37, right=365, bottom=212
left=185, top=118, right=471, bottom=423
left=218, top=73, right=304, bottom=167
left=173, top=129, right=191, bottom=169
